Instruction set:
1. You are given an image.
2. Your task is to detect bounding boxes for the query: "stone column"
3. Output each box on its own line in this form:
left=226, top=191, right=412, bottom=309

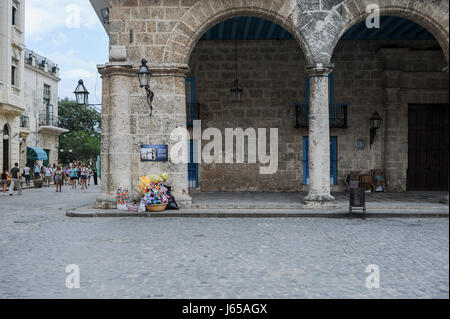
left=95, top=46, right=192, bottom=208
left=305, top=63, right=335, bottom=203
left=379, top=49, right=409, bottom=191
left=96, top=46, right=134, bottom=208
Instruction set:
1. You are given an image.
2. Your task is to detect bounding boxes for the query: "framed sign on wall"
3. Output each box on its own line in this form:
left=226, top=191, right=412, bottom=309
left=140, top=145, right=168, bottom=162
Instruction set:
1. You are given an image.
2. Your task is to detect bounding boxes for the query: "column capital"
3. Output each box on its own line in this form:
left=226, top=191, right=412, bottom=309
left=305, top=63, right=334, bottom=77
left=147, top=63, right=190, bottom=77
left=98, top=62, right=134, bottom=77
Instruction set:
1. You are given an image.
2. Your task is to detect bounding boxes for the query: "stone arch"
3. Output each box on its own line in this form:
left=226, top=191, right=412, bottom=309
left=328, top=0, right=449, bottom=63
left=163, top=0, right=311, bottom=65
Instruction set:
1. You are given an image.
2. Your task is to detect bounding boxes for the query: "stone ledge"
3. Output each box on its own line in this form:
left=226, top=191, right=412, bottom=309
left=66, top=206, right=449, bottom=219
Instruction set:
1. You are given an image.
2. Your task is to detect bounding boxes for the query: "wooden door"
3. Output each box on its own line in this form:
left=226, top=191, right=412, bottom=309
left=408, top=104, right=449, bottom=190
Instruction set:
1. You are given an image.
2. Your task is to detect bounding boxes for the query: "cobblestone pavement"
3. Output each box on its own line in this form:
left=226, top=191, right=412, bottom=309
left=0, top=185, right=448, bottom=298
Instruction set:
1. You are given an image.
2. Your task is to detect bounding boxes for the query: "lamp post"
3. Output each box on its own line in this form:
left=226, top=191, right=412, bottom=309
left=73, top=79, right=102, bottom=112
left=137, top=58, right=154, bottom=116
left=369, top=112, right=382, bottom=149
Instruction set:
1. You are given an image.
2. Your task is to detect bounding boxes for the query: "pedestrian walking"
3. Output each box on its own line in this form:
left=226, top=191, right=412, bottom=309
left=93, top=167, right=98, bottom=186
left=70, top=166, right=78, bottom=189
left=9, top=163, right=22, bottom=196
left=24, top=165, right=31, bottom=186
left=88, top=166, right=93, bottom=186
left=1, top=168, right=9, bottom=193
left=76, top=163, right=81, bottom=185
left=54, top=165, right=63, bottom=192
left=80, top=165, right=88, bottom=189
left=64, top=166, right=70, bottom=185
left=33, top=161, right=40, bottom=179
left=44, top=165, right=52, bottom=187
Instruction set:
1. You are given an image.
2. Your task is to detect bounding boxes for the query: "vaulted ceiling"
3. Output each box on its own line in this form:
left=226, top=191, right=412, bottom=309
left=200, top=16, right=435, bottom=41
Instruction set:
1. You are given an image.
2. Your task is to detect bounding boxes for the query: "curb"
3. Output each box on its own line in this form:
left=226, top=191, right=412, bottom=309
left=66, top=208, right=449, bottom=219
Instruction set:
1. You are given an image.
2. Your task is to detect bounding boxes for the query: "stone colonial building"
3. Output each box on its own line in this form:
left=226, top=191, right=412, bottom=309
left=22, top=48, right=67, bottom=167
left=1, top=0, right=66, bottom=171
left=90, top=0, right=449, bottom=208
left=0, top=0, right=25, bottom=171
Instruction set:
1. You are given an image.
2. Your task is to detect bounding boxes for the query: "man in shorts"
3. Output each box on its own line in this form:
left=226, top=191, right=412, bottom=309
left=9, top=163, right=22, bottom=196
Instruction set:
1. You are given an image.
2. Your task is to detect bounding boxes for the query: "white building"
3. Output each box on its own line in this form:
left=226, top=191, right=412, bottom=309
left=0, top=0, right=25, bottom=171
left=1, top=0, right=67, bottom=170
left=23, top=48, right=67, bottom=166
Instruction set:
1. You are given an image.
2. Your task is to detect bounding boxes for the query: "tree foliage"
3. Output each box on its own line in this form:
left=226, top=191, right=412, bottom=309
left=58, top=98, right=101, bottom=164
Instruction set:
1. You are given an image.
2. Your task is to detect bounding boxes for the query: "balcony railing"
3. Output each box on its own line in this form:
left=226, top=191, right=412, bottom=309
left=20, top=115, right=29, bottom=128
left=39, top=114, right=63, bottom=128
left=295, top=103, right=348, bottom=128
left=186, top=102, right=200, bottom=126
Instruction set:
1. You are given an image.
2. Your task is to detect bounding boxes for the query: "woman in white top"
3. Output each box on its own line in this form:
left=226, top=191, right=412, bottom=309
left=44, top=166, right=53, bottom=187
left=24, top=166, right=31, bottom=186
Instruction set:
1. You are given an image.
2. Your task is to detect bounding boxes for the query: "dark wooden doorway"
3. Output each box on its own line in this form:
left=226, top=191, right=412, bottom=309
left=408, top=104, right=449, bottom=190
left=2, top=125, right=9, bottom=171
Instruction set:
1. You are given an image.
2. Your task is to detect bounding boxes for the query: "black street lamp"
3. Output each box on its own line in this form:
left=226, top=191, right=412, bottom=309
left=73, top=80, right=102, bottom=112
left=74, top=79, right=89, bottom=106
left=369, top=111, right=382, bottom=149
left=137, top=59, right=154, bottom=116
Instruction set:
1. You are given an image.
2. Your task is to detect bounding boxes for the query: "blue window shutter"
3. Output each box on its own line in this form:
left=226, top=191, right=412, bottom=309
left=185, top=77, right=196, bottom=125
left=302, top=136, right=338, bottom=186
left=330, top=137, right=338, bottom=185
left=302, top=137, right=309, bottom=185
left=188, top=139, right=199, bottom=188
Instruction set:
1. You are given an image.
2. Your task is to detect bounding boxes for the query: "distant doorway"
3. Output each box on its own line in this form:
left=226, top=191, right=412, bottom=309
left=2, top=125, right=9, bottom=171
left=408, top=104, right=449, bottom=190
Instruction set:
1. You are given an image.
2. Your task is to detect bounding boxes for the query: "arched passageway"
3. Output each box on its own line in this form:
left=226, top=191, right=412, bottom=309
left=186, top=16, right=306, bottom=192
left=329, top=16, right=448, bottom=191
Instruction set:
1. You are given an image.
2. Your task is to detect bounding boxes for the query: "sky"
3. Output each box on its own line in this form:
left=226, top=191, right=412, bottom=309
left=25, top=0, right=109, bottom=104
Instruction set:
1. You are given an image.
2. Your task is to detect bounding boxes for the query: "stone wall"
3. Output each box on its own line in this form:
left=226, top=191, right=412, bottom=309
left=188, top=38, right=448, bottom=192
left=188, top=39, right=306, bottom=192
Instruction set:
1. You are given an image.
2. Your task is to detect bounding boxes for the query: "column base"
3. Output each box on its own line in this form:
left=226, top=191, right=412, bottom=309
left=440, top=194, right=449, bottom=205
left=175, top=193, right=193, bottom=209
left=304, top=193, right=335, bottom=209
left=304, top=193, right=335, bottom=202
left=94, top=193, right=117, bottom=209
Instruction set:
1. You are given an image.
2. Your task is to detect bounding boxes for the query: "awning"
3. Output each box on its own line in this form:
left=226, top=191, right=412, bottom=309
left=27, top=147, right=48, bottom=161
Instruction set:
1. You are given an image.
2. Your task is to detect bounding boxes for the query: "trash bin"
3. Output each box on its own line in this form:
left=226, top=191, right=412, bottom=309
left=349, top=188, right=366, bottom=214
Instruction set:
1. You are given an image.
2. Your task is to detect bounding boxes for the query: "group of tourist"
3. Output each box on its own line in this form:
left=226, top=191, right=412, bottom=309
left=1, top=161, right=98, bottom=195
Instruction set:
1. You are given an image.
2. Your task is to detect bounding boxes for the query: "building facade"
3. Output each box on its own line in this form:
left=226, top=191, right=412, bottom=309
left=23, top=49, right=66, bottom=167
left=90, top=0, right=449, bottom=208
left=0, top=0, right=25, bottom=171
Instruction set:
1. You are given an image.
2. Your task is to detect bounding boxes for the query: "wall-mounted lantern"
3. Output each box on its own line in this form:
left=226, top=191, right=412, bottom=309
left=369, top=112, right=382, bottom=149
left=137, top=58, right=154, bottom=116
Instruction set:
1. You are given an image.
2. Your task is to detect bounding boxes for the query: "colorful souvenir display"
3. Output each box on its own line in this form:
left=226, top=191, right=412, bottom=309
left=143, top=182, right=169, bottom=206
left=116, top=187, right=129, bottom=210
left=137, top=173, right=169, bottom=196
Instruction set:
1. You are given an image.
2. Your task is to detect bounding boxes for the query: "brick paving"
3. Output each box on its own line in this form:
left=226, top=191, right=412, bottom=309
left=0, top=186, right=448, bottom=298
